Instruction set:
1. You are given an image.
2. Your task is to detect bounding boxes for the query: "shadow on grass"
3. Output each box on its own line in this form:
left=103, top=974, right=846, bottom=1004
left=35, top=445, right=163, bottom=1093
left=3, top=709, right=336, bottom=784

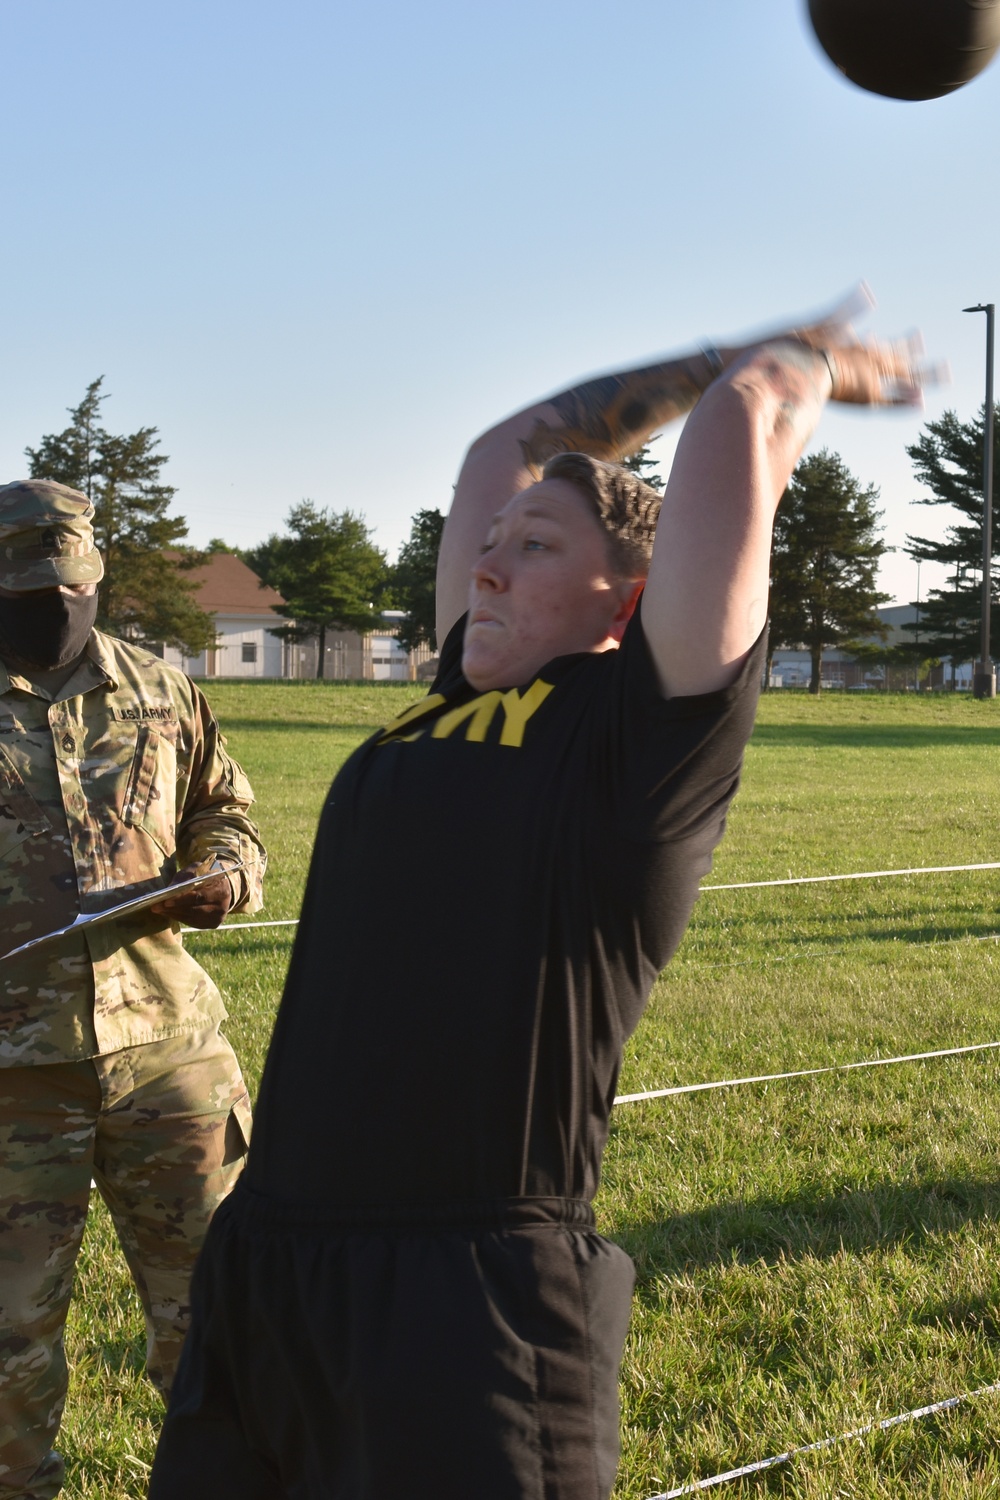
left=914, top=1288, right=1000, bottom=1344
left=618, top=1174, right=1000, bottom=1288
left=72, top=1330, right=147, bottom=1378
left=823, top=919, right=1000, bottom=949
left=751, top=723, right=1000, bottom=750
left=218, top=719, right=381, bottom=735
left=916, top=1289, right=1000, bottom=1343
left=675, top=922, right=1000, bottom=973
left=223, top=718, right=999, bottom=744
left=185, top=932, right=297, bottom=957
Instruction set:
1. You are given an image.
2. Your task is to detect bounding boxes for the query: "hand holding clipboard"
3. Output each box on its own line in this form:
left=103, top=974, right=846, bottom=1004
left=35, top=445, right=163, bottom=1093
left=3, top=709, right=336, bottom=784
left=1, top=860, right=243, bottom=963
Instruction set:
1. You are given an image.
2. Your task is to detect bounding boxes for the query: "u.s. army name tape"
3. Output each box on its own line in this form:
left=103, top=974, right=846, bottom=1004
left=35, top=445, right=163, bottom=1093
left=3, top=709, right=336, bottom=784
left=650, top=1379, right=1000, bottom=1497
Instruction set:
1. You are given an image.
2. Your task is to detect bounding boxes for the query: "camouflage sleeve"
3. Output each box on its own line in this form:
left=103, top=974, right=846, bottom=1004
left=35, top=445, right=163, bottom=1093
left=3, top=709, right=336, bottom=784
left=175, top=685, right=267, bottom=915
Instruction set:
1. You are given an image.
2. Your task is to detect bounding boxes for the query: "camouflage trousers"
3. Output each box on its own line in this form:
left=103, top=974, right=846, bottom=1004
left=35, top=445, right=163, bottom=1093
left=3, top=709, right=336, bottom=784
left=0, top=1024, right=251, bottom=1500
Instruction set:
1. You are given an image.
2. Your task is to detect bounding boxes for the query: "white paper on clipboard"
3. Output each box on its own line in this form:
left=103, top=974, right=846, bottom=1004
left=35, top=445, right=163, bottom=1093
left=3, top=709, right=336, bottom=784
left=1, top=862, right=242, bottom=964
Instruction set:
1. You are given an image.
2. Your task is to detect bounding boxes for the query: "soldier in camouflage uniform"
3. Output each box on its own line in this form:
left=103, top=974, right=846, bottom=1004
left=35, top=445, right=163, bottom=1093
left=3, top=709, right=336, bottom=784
left=0, top=481, right=267, bottom=1500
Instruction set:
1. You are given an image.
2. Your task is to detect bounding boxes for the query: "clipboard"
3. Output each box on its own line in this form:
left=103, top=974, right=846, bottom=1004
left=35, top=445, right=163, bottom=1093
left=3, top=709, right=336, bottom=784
left=1, top=863, right=241, bottom=964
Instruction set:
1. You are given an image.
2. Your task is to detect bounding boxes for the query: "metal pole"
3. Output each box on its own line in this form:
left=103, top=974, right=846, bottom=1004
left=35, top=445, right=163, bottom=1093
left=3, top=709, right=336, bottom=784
left=983, top=305, right=994, bottom=684
left=915, top=559, right=921, bottom=691
left=964, top=303, right=996, bottom=698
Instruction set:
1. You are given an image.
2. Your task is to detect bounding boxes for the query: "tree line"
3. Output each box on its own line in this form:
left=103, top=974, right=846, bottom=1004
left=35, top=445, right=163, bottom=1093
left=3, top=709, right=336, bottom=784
left=23, top=379, right=998, bottom=687
left=24, top=378, right=444, bottom=667
left=768, top=411, right=1000, bottom=691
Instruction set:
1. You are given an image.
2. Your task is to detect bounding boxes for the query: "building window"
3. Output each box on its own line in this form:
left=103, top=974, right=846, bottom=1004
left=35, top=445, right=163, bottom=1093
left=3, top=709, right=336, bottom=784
left=242, top=642, right=258, bottom=663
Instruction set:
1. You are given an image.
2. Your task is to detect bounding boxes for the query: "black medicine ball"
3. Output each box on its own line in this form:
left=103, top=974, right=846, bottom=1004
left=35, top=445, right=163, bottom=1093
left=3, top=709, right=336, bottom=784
left=807, top=0, right=1000, bottom=100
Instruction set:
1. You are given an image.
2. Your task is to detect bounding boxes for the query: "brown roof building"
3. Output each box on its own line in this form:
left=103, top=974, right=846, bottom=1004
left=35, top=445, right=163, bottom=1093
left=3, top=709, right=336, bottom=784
left=180, top=552, right=285, bottom=618
left=162, top=550, right=434, bottom=682
left=161, top=552, right=290, bottom=678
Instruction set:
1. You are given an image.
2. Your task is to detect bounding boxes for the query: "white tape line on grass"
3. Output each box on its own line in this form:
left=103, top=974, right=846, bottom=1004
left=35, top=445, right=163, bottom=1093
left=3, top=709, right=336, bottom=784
left=181, top=918, right=300, bottom=932
left=650, top=1379, right=1000, bottom=1498
left=702, top=860, right=1000, bottom=892
left=678, top=929, right=1000, bottom=972
left=613, top=1038, right=1000, bottom=1105
left=182, top=860, right=1000, bottom=936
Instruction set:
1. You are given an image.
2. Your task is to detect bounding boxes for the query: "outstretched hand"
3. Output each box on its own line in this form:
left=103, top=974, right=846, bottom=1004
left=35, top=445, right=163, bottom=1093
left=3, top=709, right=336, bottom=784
left=720, top=283, right=948, bottom=410
left=790, top=283, right=947, bottom=407
left=149, top=864, right=234, bottom=929
left=812, top=331, right=940, bottom=407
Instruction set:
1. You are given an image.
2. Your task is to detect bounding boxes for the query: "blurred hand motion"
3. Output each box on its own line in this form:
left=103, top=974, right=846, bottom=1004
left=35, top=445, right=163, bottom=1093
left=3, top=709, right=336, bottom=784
left=786, top=283, right=948, bottom=407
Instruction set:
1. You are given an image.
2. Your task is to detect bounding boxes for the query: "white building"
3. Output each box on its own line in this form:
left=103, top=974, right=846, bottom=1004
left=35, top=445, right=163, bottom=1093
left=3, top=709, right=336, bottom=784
left=160, top=554, right=435, bottom=681
left=371, top=610, right=420, bottom=681
left=295, top=612, right=434, bottom=681
left=768, top=604, right=970, bottom=691
left=161, top=553, right=288, bottom=678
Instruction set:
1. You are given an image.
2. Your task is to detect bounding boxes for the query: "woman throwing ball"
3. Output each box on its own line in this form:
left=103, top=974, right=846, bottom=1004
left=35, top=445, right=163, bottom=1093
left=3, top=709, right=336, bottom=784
left=150, top=293, right=932, bottom=1500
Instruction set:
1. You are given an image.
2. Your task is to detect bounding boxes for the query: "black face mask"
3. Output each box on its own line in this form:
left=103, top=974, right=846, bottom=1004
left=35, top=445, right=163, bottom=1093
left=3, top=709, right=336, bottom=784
left=0, top=589, right=99, bottom=671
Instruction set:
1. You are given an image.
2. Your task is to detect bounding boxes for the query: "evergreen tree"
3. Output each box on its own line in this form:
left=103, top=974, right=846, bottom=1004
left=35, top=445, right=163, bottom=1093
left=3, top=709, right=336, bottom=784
left=903, top=406, right=1000, bottom=670
left=769, top=449, right=889, bottom=693
left=247, top=503, right=388, bottom=678
left=25, top=378, right=215, bottom=654
left=621, top=443, right=665, bottom=492
left=390, top=508, right=445, bottom=653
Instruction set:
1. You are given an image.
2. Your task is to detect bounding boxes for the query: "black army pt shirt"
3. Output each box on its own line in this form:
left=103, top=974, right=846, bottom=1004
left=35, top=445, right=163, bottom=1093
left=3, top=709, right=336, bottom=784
left=248, top=606, right=766, bottom=1209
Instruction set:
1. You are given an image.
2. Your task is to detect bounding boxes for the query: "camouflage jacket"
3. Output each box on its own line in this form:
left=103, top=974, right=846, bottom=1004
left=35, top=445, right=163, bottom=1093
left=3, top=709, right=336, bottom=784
left=0, top=631, right=266, bottom=1065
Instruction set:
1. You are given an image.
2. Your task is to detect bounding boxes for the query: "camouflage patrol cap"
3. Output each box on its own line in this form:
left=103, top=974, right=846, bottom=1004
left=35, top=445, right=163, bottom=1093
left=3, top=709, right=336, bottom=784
left=0, top=480, right=104, bottom=591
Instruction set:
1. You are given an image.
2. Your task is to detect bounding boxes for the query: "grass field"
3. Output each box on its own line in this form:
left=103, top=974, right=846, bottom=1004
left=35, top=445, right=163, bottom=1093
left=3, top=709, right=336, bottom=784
left=60, top=684, right=1000, bottom=1498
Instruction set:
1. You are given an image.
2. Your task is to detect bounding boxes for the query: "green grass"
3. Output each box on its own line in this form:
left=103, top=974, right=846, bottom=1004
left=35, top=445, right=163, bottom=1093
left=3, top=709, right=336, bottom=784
left=61, top=684, right=1000, bottom=1498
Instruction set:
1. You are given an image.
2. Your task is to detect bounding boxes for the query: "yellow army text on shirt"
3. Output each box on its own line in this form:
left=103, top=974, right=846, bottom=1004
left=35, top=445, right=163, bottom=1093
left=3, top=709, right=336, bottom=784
left=0, top=630, right=266, bottom=1065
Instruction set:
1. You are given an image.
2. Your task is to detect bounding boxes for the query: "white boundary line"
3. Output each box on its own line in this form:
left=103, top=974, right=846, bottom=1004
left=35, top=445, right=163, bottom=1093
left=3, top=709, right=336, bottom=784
left=182, top=918, right=300, bottom=932
left=183, top=859, right=1000, bottom=935
left=612, top=1039, right=1000, bottom=1105
left=702, top=860, right=1000, bottom=892
left=676, top=929, right=1000, bottom=972
left=651, top=1380, right=1000, bottom=1497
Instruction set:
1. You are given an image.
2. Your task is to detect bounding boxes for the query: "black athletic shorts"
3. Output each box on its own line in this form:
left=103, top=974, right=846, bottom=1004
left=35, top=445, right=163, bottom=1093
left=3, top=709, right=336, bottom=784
left=148, top=1181, right=636, bottom=1500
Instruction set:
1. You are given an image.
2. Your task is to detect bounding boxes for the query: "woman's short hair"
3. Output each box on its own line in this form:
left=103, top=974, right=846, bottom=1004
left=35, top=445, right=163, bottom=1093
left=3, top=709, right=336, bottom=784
left=541, top=452, right=662, bottom=578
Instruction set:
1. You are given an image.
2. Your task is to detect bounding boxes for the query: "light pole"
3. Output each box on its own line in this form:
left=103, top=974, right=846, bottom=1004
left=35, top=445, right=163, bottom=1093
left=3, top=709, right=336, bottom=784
left=963, top=303, right=995, bottom=698
left=915, top=558, right=921, bottom=690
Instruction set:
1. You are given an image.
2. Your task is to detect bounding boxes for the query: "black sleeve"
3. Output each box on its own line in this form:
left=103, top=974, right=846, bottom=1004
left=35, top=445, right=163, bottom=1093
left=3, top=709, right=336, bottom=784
left=429, top=613, right=468, bottom=696
left=594, top=595, right=767, bottom=843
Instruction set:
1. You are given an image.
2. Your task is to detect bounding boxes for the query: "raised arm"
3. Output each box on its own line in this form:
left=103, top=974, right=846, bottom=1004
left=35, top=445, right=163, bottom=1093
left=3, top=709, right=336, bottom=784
left=435, top=345, right=728, bottom=645
left=434, top=289, right=887, bottom=648
left=642, top=334, right=927, bottom=699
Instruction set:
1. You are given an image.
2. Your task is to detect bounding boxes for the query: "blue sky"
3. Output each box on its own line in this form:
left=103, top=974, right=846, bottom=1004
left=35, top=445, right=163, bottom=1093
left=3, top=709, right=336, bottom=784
left=1, top=1, right=997, bottom=604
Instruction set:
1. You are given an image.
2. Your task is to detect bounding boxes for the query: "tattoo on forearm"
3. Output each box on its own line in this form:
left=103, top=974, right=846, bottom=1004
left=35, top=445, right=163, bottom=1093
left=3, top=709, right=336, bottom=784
left=518, top=355, right=714, bottom=474
left=754, top=343, right=829, bottom=439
